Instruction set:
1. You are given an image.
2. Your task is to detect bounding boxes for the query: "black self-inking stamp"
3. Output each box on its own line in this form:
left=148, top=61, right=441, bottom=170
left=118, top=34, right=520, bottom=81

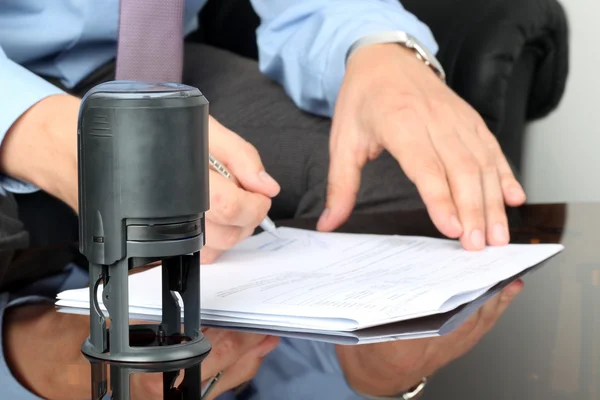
left=77, top=81, right=212, bottom=369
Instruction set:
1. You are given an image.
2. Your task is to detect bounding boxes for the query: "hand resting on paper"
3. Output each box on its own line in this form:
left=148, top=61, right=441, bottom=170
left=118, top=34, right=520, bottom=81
left=336, top=280, right=523, bottom=397
left=318, top=44, right=527, bottom=251
left=3, top=303, right=279, bottom=400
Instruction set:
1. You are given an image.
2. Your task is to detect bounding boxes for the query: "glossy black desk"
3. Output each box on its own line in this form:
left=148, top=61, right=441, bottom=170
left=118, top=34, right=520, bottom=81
left=14, top=202, right=600, bottom=399
left=282, top=203, right=597, bottom=400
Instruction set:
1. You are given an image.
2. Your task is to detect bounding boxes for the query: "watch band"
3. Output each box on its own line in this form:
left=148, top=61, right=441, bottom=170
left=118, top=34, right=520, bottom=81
left=352, top=377, right=428, bottom=400
left=346, top=31, right=446, bottom=83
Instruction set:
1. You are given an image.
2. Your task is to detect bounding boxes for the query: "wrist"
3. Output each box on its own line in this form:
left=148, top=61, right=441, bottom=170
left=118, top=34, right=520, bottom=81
left=336, top=345, right=425, bottom=397
left=0, top=94, right=79, bottom=211
left=346, top=32, right=445, bottom=83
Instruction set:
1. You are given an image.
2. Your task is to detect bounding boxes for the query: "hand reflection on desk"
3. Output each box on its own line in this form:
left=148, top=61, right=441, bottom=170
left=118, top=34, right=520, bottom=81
left=335, top=280, right=524, bottom=397
left=3, top=281, right=522, bottom=400
left=3, top=304, right=279, bottom=400
left=3, top=203, right=573, bottom=400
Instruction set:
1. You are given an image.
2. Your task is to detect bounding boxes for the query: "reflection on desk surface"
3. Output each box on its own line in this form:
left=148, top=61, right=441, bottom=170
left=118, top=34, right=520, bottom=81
left=283, top=203, right=599, bottom=400
left=421, top=203, right=599, bottom=400
left=7, top=203, right=600, bottom=399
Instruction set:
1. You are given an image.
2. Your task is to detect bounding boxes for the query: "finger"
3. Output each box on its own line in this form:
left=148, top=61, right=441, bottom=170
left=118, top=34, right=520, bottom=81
left=208, top=116, right=280, bottom=198
left=208, top=171, right=271, bottom=227
left=456, top=125, right=508, bottom=247
left=478, top=126, right=526, bottom=207
left=383, top=112, right=463, bottom=239
left=318, top=126, right=365, bottom=232
left=200, top=331, right=269, bottom=381
left=200, top=246, right=222, bottom=264
left=447, top=280, right=524, bottom=360
left=202, top=336, right=279, bottom=400
left=491, top=280, right=524, bottom=319
left=204, top=220, right=255, bottom=251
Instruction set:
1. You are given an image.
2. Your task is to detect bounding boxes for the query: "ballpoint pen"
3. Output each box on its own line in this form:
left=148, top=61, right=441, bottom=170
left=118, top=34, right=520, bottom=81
left=200, top=370, right=222, bottom=399
left=208, top=153, right=279, bottom=237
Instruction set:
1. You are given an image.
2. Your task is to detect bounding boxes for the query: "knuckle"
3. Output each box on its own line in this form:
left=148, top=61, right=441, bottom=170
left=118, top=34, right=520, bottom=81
left=478, top=153, right=496, bottom=173
left=462, top=202, right=484, bottom=217
left=419, top=158, right=446, bottom=179
left=215, top=337, right=240, bottom=361
left=457, top=158, right=481, bottom=178
left=241, top=140, right=261, bottom=160
left=500, top=171, right=518, bottom=185
left=462, top=314, right=479, bottom=332
left=216, top=197, right=241, bottom=222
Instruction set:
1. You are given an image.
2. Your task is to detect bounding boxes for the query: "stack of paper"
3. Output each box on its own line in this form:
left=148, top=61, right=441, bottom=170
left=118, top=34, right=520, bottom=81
left=56, top=227, right=563, bottom=344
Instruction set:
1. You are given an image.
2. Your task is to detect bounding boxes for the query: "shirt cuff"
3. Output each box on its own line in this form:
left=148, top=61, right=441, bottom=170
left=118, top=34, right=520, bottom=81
left=250, top=337, right=363, bottom=399
left=0, top=55, right=65, bottom=194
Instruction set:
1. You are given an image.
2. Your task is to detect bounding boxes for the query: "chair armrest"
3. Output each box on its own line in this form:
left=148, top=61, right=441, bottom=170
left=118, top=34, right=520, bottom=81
left=400, top=0, right=569, bottom=171
left=195, top=0, right=570, bottom=172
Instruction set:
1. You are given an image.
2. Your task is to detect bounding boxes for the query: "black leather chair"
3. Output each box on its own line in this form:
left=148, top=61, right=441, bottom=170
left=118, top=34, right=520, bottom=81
left=193, top=0, right=570, bottom=174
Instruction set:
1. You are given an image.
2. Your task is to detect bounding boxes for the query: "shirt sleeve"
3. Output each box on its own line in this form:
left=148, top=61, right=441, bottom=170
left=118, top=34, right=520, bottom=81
left=250, top=337, right=368, bottom=399
left=250, top=0, right=438, bottom=118
left=0, top=46, right=65, bottom=194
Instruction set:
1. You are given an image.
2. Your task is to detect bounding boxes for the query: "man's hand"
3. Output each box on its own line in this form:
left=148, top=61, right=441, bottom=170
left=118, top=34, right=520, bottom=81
left=318, top=44, right=527, bottom=250
left=201, top=116, right=280, bottom=263
left=336, top=281, right=523, bottom=397
left=0, top=95, right=279, bottom=262
left=3, top=304, right=279, bottom=400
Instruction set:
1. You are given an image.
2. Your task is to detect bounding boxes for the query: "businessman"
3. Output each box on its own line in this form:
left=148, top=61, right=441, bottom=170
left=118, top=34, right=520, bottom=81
left=0, top=0, right=526, bottom=398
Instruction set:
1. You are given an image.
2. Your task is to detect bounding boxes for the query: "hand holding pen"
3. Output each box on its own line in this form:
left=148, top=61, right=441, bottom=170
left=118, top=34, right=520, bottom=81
left=200, top=116, right=281, bottom=264
left=209, top=153, right=278, bottom=236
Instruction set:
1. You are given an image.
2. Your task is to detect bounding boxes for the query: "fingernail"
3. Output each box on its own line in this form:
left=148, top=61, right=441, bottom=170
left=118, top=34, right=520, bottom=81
left=450, top=215, right=462, bottom=232
left=470, top=229, right=485, bottom=249
left=502, top=283, right=523, bottom=301
left=493, top=223, right=509, bottom=243
left=258, top=170, right=279, bottom=188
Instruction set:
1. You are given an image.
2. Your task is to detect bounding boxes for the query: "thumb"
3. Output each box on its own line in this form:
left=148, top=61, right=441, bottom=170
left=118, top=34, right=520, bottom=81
left=317, top=136, right=364, bottom=232
left=208, top=116, right=280, bottom=198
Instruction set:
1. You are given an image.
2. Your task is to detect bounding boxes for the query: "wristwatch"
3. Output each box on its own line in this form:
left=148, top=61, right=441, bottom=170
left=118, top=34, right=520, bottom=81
left=346, top=31, right=446, bottom=83
left=352, top=377, right=428, bottom=400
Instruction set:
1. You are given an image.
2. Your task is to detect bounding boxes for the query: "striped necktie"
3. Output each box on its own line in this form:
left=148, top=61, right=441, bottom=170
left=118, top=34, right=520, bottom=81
left=115, top=0, right=185, bottom=82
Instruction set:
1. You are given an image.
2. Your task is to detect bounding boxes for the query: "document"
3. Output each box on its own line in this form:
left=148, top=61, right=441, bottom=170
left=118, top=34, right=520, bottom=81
left=56, top=227, right=563, bottom=343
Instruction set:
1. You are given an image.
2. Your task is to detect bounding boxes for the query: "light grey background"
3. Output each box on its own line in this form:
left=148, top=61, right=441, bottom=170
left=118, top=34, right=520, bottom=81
left=522, top=0, right=599, bottom=203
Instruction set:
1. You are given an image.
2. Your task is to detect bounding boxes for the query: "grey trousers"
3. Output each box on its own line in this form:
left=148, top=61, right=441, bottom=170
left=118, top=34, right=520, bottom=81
left=181, top=44, right=424, bottom=221
left=4, top=43, right=424, bottom=288
left=0, top=193, right=29, bottom=290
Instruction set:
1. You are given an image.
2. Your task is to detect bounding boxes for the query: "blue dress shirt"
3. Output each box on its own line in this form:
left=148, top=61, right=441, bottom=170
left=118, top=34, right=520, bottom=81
left=0, top=1, right=438, bottom=398
left=0, top=0, right=437, bottom=194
